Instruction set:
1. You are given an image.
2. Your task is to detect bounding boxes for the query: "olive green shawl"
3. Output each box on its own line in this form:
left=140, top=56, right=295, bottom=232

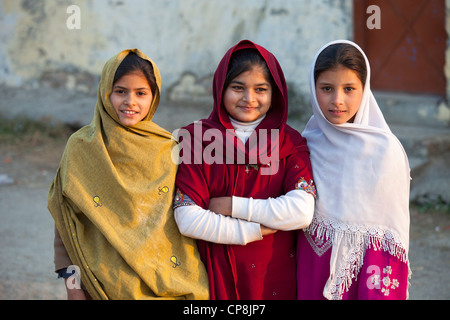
left=48, top=49, right=209, bottom=299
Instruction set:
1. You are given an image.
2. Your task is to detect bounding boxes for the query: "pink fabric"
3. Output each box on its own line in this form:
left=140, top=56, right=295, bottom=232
left=297, top=231, right=408, bottom=300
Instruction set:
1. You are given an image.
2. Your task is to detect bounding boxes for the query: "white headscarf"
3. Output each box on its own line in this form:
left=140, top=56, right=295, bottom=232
left=302, top=40, right=411, bottom=299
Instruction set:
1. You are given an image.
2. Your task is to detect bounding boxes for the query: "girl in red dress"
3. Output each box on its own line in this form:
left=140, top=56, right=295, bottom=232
left=174, top=40, right=316, bottom=300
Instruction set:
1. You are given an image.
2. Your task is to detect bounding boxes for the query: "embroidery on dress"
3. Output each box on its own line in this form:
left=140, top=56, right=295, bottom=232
left=307, top=214, right=408, bottom=300
left=173, top=188, right=196, bottom=209
left=304, top=230, right=332, bottom=257
left=244, top=164, right=259, bottom=174
left=170, top=255, right=181, bottom=268
left=295, top=177, right=316, bottom=198
left=370, top=265, right=400, bottom=297
left=158, top=186, right=169, bottom=195
left=93, top=195, right=103, bottom=207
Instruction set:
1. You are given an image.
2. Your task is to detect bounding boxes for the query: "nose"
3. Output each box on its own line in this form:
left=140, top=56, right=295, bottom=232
left=331, top=90, right=344, bottom=106
left=242, top=90, right=255, bottom=103
left=124, top=93, right=136, bottom=106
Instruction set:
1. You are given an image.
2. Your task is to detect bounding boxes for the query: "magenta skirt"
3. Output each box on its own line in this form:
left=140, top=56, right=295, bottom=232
left=297, top=231, right=409, bottom=300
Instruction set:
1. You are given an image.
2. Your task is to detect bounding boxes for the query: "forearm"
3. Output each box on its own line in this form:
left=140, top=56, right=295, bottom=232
left=64, top=278, right=88, bottom=300
left=174, top=205, right=262, bottom=245
left=232, top=189, right=314, bottom=230
left=54, top=225, right=72, bottom=272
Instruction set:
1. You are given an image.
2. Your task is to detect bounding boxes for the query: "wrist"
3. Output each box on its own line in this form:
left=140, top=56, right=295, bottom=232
left=232, top=196, right=252, bottom=221
left=57, top=268, right=74, bottom=279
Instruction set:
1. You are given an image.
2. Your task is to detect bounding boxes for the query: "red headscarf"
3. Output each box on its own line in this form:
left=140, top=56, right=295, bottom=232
left=209, top=40, right=287, bottom=131
left=175, top=40, right=313, bottom=299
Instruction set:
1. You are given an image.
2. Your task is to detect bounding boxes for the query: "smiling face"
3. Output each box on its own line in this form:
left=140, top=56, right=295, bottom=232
left=223, top=66, right=272, bottom=122
left=315, top=64, right=364, bottom=125
left=110, top=71, right=153, bottom=126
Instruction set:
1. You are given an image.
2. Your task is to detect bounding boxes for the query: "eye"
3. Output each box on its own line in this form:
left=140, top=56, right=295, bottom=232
left=255, top=87, right=268, bottom=93
left=137, top=91, right=148, bottom=96
left=114, top=89, right=126, bottom=94
left=321, top=86, right=332, bottom=92
left=230, top=85, right=244, bottom=91
left=344, top=87, right=355, bottom=92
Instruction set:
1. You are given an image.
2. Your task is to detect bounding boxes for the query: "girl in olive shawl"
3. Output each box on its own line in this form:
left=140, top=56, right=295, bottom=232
left=48, top=49, right=209, bottom=300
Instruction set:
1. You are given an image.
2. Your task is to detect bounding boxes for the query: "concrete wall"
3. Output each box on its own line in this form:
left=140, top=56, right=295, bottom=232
left=0, top=0, right=353, bottom=118
left=1, top=0, right=449, bottom=203
left=446, top=0, right=450, bottom=103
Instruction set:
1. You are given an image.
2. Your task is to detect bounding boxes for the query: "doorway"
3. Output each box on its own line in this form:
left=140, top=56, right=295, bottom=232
left=353, top=0, right=446, bottom=97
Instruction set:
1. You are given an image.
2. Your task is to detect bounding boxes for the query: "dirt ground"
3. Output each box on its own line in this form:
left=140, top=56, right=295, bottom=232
left=0, top=103, right=449, bottom=300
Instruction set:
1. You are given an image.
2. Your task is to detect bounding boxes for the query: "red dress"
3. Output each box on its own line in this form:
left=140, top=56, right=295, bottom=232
left=175, top=40, right=314, bottom=300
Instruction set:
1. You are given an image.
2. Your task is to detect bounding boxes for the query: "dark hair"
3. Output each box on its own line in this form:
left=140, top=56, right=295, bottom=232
left=223, top=48, right=274, bottom=91
left=113, top=52, right=157, bottom=95
left=314, top=43, right=367, bottom=86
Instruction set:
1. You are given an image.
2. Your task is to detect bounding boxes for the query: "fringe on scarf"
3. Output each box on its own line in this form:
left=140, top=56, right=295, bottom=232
left=305, top=214, right=410, bottom=300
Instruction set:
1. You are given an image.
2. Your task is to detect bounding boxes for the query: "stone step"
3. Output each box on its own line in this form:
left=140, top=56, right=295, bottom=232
left=390, top=123, right=450, bottom=165
left=390, top=123, right=450, bottom=203
left=375, top=91, right=449, bottom=128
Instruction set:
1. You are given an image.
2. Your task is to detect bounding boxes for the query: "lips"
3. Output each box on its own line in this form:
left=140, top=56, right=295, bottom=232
left=238, top=105, right=257, bottom=112
left=121, top=110, right=139, bottom=116
left=329, top=109, right=346, bottom=115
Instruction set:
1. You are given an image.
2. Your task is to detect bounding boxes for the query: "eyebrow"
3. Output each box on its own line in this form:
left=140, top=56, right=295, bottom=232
left=317, top=81, right=358, bottom=86
left=230, top=80, right=270, bottom=86
left=113, top=85, right=150, bottom=91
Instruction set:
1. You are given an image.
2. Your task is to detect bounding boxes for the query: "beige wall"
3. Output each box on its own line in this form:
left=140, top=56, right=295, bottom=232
left=0, top=0, right=352, bottom=115
left=1, top=0, right=448, bottom=124
left=446, top=0, right=450, bottom=103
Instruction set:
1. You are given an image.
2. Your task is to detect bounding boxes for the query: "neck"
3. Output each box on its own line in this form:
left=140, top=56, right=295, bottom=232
left=229, top=115, right=266, bottom=131
left=228, top=115, right=266, bottom=144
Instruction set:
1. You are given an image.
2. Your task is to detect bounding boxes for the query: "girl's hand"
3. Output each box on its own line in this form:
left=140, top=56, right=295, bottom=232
left=208, top=197, right=232, bottom=216
left=66, top=288, right=87, bottom=300
left=260, top=225, right=277, bottom=236
left=65, top=278, right=88, bottom=300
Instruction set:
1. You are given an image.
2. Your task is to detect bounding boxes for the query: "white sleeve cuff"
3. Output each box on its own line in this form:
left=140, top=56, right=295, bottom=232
left=174, top=205, right=262, bottom=245
left=232, top=189, right=314, bottom=230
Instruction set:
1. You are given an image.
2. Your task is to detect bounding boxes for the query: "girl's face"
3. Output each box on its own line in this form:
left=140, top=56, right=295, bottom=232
left=223, top=66, right=272, bottom=122
left=315, top=64, right=363, bottom=125
left=110, top=71, right=153, bottom=126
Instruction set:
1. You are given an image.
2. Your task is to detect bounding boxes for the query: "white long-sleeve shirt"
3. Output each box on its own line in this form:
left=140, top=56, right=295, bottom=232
left=174, top=115, right=315, bottom=245
left=174, top=189, right=314, bottom=245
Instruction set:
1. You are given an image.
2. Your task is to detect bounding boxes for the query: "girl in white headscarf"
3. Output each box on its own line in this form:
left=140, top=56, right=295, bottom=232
left=297, top=40, right=411, bottom=300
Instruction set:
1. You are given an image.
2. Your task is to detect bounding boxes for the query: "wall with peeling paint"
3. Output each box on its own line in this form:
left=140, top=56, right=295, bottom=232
left=0, top=0, right=449, bottom=127
left=445, top=0, right=450, bottom=104
left=0, top=0, right=352, bottom=119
